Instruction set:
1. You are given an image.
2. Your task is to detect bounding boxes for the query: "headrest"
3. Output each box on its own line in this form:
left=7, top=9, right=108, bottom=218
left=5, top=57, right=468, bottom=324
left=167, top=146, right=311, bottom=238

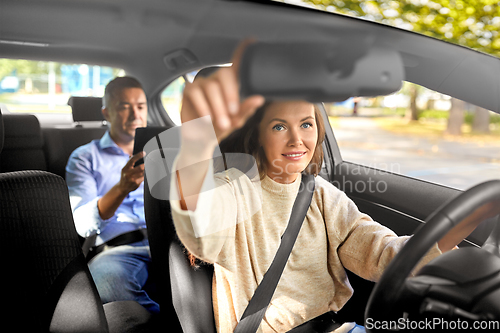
left=0, top=107, right=4, bottom=155
left=3, top=114, right=43, bottom=150
left=68, top=96, right=105, bottom=122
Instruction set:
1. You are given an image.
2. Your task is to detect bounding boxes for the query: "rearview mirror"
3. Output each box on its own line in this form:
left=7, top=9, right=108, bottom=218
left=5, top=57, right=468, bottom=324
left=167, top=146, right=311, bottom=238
left=239, top=42, right=404, bottom=102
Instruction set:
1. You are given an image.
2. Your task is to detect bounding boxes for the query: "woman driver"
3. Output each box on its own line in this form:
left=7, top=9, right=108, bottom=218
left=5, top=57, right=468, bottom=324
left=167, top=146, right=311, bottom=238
left=169, top=42, right=477, bottom=333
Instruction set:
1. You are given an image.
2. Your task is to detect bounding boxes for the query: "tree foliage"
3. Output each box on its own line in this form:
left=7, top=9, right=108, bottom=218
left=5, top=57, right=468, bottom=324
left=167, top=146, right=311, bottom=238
left=302, top=0, right=498, bottom=133
left=305, top=0, right=500, bottom=57
left=0, top=59, right=56, bottom=80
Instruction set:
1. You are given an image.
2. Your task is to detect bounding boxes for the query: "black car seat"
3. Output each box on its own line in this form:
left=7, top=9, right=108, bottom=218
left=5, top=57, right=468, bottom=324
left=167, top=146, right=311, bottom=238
left=42, top=96, right=107, bottom=179
left=0, top=113, right=47, bottom=172
left=0, top=108, right=154, bottom=333
left=144, top=159, right=216, bottom=333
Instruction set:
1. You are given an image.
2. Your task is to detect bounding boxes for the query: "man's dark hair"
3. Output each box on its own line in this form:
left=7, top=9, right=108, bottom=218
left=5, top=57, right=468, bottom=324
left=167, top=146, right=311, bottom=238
left=103, top=76, right=144, bottom=108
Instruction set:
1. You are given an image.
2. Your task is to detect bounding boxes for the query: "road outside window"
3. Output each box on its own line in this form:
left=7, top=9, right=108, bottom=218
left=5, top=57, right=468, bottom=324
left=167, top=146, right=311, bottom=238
left=328, top=82, right=500, bottom=190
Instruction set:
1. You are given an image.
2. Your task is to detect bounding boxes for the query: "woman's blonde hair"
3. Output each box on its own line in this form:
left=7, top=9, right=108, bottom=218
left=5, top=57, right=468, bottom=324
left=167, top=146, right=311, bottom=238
left=219, top=101, right=325, bottom=179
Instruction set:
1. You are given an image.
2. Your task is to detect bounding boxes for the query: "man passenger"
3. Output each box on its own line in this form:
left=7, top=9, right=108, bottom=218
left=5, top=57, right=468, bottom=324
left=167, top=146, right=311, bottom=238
left=66, top=76, right=159, bottom=313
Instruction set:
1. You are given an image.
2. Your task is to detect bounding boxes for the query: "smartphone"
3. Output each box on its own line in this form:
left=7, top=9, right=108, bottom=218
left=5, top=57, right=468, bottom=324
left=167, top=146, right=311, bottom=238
left=133, top=126, right=170, bottom=166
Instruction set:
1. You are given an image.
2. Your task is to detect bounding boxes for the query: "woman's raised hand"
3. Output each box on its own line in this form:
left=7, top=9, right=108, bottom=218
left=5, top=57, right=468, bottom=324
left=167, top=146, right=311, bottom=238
left=180, top=40, right=265, bottom=146
left=176, top=41, right=264, bottom=211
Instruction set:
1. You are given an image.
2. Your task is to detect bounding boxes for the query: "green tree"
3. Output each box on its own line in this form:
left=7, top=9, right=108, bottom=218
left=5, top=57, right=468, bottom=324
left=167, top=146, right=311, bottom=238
left=304, top=0, right=499, bottom=133
left=446, top=97, right=466, bottom=135
left=399, top=82, right=422, bottom=121
left=472, top=106, right=490, bottom=133
left=0, top=59, right=54, bottom=80
left=306, top=0, right=500, bottom=57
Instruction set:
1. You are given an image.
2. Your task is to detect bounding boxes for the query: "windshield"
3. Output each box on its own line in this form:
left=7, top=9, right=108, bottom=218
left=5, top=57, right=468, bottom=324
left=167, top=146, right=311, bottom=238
left=266, top=0, right=500, bottom=190
left=280, top=0, right=500, bottom=58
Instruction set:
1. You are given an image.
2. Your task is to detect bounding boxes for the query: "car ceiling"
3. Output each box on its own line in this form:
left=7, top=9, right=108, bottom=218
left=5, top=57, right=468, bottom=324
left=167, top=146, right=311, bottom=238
left=1, top=0, right=499, bottom=114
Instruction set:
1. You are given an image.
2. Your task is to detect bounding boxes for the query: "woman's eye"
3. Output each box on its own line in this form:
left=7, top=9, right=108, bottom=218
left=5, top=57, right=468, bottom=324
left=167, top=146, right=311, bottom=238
left=272, top=124, right=285, bottom=131
left=301, top=122, right=313, bottom=129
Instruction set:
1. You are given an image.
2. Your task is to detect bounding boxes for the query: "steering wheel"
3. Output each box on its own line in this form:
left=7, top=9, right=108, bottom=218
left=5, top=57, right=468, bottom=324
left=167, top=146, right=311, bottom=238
left=365, top=180, right=500, bottom=332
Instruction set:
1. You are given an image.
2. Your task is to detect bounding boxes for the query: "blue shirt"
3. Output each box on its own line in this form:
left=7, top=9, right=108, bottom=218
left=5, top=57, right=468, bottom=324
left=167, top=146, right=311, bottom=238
left=66, top=131, right=145, bottom=245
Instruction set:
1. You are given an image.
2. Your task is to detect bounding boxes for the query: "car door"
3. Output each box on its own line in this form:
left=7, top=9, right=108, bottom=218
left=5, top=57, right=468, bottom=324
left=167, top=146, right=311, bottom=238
left=323, top=98, right=497, bottom=247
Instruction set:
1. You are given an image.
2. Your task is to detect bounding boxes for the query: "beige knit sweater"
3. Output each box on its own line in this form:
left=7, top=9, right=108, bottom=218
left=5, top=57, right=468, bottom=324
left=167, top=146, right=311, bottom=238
left=170, top=166, right=441, bottom=333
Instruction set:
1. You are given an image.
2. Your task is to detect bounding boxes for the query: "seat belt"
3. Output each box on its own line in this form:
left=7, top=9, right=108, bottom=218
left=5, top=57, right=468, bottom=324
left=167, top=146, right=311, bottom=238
left=81, top=232, right=98, bottom=258
left=234, top=173, right=315, bottom=333
left=83, top=229, right=148, bottom=261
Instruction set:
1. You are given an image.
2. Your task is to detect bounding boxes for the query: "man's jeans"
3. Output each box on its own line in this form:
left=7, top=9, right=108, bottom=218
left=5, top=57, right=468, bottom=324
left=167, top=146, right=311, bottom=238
left=88, top=240, right=160, bottom=314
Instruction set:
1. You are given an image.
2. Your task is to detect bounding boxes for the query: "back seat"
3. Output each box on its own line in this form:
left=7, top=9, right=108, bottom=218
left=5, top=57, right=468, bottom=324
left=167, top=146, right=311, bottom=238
left=43, top=126, right=107, bottom=178
left=0, top=113, right=47, bottom=172
left=43, top=96, right=107, bottom=178
left=1, top=97, right=107, bottom=178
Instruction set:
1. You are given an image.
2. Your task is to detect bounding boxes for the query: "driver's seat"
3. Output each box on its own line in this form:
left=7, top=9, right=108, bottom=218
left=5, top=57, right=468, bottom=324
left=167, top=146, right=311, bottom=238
left=144, top=173, right=216, bottom=333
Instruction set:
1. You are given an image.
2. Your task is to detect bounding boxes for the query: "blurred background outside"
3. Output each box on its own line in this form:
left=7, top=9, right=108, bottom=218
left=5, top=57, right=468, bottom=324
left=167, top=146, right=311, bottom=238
left=0, top=59, right=123, bottom=123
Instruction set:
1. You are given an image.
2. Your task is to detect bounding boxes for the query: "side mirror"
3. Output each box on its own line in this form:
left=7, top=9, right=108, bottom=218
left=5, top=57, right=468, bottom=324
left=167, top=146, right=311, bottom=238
left=239, top=42, right=404, bottom=102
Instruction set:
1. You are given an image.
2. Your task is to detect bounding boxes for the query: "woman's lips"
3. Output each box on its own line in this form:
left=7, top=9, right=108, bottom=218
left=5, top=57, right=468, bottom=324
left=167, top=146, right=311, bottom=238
left=282, top=152, right=306, bottom=161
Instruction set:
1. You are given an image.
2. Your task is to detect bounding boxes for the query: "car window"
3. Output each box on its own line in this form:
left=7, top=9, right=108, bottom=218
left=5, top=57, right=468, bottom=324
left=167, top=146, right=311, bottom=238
left=161, top=71, right=500, bottom=191
left=0, top=58, right=123, bottom=125
left=159, top=71, right=200, bottom=126
left=328, top=81, right=500, bottom=190
left=160, top=76, right=186, bottom=126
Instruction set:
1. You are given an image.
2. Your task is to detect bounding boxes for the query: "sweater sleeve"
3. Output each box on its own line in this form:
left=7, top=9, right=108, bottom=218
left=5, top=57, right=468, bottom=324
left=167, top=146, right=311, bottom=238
left=169, top=158, right=243, bottom=263
left=324, top=186, right=441, bottom=282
